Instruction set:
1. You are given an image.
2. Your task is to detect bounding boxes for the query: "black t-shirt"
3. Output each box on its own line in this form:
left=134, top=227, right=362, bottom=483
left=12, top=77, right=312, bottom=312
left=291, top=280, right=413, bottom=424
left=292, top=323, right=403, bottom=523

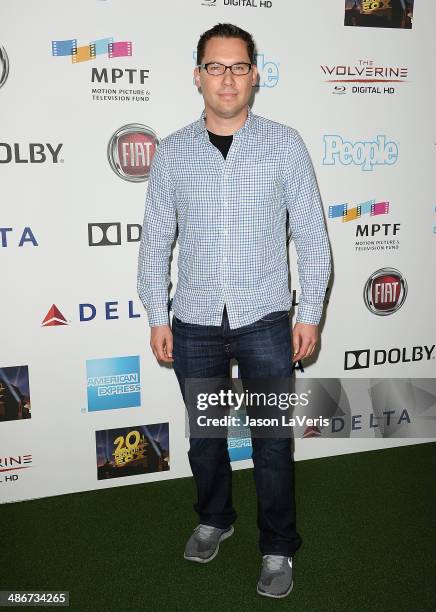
left=207, top=130, right=233, bottom=160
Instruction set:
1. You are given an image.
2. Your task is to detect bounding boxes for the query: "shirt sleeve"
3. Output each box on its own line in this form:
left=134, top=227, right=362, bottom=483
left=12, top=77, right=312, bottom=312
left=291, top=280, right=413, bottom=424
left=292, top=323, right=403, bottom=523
left=283, top=130, right=331, bottom=325
left=137, top=141, right=177, bottom=327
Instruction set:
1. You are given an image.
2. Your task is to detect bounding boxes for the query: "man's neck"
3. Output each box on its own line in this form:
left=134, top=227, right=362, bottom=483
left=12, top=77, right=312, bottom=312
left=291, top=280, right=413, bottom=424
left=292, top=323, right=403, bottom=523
left=204, top=107, right=248, bottom=136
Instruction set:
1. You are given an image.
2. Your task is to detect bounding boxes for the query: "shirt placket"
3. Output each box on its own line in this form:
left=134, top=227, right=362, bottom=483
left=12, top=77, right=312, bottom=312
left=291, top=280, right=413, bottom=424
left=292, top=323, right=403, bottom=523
left=219, top=131, right=242, bottom=321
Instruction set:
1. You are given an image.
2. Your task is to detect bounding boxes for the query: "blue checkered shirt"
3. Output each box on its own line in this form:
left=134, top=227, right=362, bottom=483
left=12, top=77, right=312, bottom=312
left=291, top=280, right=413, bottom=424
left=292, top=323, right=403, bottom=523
left=137, top=107, right=331, bottom=329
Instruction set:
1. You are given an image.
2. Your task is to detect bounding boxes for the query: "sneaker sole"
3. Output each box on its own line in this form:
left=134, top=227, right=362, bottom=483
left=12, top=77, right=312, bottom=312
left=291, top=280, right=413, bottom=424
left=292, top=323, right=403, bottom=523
left=256, top=580, right=294, bottom=599
left=183, top=525, right=234, bottom=564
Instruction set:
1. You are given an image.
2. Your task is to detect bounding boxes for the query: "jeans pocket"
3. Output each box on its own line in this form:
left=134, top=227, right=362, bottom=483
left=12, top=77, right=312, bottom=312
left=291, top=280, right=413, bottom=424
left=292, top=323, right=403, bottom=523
left=259, top=310, right=289, bottom=323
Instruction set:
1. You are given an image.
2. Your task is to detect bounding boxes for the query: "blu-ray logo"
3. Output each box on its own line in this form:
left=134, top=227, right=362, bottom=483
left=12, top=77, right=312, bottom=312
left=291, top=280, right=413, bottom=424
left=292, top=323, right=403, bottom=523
left=323, top=135, right=398, bottom=171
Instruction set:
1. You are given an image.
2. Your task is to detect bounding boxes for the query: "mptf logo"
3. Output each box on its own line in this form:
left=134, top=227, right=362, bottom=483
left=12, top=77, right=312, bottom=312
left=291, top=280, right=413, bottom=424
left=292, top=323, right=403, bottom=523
left=364, top=267, right=407, bottom=315
left=51, top=37, right=132, bottom=64
left=86, top=355, right=141, bottom=411
left=329, top=199, right=389, bottom=223
left=0, top=46, right=9, bottom=89
left=323, top=135, right=398, bottom=171
left=107, top=124, right=158, bottom=182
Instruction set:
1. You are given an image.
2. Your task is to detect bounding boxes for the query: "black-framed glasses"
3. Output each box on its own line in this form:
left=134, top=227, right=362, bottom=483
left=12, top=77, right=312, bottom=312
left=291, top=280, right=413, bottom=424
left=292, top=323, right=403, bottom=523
left=198, top=62, right=252, bottom=76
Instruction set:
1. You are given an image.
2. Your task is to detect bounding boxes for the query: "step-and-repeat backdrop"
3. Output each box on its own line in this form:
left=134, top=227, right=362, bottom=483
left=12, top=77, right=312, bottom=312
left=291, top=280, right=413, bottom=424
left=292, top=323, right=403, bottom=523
left=2, top=0, right=435, bottom=504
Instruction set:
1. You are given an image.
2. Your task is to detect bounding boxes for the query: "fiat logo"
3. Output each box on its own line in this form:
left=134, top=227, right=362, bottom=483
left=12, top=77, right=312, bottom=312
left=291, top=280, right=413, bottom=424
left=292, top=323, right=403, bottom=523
left=107, top=123, right=158, bottom=182
left=0, top=46, right=9, bottom=89
left=364, top=267, right=407, bottom=315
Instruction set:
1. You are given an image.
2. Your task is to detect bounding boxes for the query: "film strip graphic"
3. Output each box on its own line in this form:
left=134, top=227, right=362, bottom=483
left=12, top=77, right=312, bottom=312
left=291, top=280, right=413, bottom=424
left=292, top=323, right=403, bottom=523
left=51, top=38, right=132, bottom=63
left=329, top=199, right=389, bottom=222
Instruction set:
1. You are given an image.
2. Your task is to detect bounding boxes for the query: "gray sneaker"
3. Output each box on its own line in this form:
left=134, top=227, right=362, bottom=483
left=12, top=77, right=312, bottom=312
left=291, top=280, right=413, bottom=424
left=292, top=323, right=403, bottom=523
left=257, top=555, right=293, bottom=598
left=184, top=524, right=234, bottom=563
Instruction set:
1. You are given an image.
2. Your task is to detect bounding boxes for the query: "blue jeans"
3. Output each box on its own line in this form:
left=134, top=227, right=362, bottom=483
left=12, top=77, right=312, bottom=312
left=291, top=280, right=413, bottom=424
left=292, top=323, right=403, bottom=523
left=172, top=306, right=302, bottom=557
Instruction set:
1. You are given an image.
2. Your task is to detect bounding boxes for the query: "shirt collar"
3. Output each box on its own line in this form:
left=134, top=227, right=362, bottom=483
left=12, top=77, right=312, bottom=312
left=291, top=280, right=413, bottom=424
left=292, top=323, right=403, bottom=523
left=193, top=105, right=255, bottom=139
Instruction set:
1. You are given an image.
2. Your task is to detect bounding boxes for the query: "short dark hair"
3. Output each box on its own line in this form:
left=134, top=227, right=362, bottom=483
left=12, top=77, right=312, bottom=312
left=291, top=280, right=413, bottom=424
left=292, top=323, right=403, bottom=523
left=197, top=23, right=257, bottom=65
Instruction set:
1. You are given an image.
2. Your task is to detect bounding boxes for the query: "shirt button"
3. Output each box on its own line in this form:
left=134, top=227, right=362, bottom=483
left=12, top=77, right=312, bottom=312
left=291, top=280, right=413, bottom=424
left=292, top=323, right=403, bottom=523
left=222, top=257, right=227, bottom=263
left=223, top=229, right=228, bottom=235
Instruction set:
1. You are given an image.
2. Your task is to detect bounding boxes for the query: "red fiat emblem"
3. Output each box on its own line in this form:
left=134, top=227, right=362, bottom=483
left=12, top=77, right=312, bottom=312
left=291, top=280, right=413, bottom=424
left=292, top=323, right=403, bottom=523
left=364, top=267, right=407, bottom=315
left=107, top=123, right=158, bottom=182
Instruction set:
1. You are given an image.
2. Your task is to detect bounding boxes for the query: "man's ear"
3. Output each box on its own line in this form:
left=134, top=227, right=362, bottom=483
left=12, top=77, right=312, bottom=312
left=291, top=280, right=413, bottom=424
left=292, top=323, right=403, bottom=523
left=251, top=64, right=258, bottom=87
left=193, top=66, right=201, bottom=87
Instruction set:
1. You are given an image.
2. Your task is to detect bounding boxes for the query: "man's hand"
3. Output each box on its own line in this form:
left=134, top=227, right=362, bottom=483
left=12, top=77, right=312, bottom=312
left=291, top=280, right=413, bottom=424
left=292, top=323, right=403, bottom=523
left=150, top=325, right=174, bottom=363
left=292, top=322, right=318, bottom=362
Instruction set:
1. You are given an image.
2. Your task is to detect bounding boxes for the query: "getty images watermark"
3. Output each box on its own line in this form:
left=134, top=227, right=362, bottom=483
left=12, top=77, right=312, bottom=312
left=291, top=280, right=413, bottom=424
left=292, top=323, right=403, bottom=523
left=195, top=388, right=328, bottom=429
left=183, top=378, right=436, bottom=439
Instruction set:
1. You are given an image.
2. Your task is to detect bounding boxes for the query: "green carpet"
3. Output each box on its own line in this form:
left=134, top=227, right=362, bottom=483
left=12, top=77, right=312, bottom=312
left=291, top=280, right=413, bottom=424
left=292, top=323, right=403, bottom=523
left=2, top=442, right=435, bottom=611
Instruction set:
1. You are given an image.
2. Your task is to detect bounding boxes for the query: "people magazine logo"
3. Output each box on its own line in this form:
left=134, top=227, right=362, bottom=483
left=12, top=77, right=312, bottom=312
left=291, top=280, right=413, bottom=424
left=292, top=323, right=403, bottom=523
left=107, top=124, right=158, bottom=182
left=328, top=199, right=401, bottom=253
left=95, top=423, right=169, bottom=480
left=0, top=46, right=9, bottom=89
left=322, top=135, right=399, bottom=171
left=41, top=299, right=143, bottom=327
left=321, top=59, right=408, bottom=96
left=344, top=0, right=413, bottom=29
left=364, top=268, right=407, bottom=315
left=0, top=366, right=31, bottom=423
left=51, top=37, right=150, bottom=103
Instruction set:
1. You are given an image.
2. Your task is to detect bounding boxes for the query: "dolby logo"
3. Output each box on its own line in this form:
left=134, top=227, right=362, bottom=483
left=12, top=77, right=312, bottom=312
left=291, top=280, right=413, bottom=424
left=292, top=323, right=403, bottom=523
left=0, top=46, right=9, bottom=89
left=88, top=222, right=142, bottom=246
left=344, top=345, right=435, bottom=370
left=364, top=267, right=407, bottom=315
left=107, top=123, right=158, bottom=182
left=0, top=143, right=63, bottom=164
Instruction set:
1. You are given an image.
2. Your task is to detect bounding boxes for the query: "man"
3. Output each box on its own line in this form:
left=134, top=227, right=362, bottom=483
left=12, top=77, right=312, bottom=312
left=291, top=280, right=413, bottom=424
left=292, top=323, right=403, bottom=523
left=137, top=23, right=331, bottom=599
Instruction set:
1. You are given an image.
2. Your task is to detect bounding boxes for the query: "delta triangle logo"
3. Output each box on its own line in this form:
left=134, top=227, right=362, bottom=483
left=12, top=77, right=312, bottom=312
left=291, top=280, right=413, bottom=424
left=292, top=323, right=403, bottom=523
left=41, top=304, right=68, bottom=327
left=302, top=425, right=321, bottom=439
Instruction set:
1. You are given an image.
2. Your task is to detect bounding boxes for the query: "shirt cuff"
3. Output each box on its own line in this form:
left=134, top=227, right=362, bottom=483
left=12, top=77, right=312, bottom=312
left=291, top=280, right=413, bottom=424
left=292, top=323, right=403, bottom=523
left=295, top=303, right=323, bottom=326
left=147, top=308, right=170, bottom=327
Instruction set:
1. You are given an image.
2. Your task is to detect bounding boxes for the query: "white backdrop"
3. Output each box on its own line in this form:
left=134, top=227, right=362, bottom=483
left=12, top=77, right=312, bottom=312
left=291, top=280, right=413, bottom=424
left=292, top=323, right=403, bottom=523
left=1, top=0, right=434, bottom=504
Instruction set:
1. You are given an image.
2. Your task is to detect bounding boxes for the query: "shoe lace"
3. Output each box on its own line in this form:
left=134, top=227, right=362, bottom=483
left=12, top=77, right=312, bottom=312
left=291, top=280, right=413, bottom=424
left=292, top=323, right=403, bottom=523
left=196, top=524, right=216, bottom=540
left=263, top=555, right=289, bottom=571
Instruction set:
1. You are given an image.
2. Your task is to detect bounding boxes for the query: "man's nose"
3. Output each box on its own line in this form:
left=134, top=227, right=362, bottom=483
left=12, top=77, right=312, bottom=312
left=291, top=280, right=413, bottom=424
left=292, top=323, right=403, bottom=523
left=222, top=67, right=236, bottom=84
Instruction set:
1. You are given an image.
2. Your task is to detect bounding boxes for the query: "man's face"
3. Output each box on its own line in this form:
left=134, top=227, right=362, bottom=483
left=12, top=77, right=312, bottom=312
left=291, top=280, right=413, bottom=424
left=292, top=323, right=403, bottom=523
left=194, top=36, right=258, bottom=119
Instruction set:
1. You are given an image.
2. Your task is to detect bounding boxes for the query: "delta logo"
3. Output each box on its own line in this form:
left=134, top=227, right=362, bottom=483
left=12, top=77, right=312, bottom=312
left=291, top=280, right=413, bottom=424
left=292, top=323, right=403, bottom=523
left=51, top=37, right=132, bottom=63
left=41, top=300, right=142, bottom=327
left=41, top=304, right=68, bottom=327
